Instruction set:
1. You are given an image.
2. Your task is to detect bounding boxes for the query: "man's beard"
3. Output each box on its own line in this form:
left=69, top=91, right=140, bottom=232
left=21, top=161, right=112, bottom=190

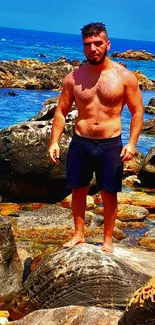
left=86, top=50, right=107, bottom=66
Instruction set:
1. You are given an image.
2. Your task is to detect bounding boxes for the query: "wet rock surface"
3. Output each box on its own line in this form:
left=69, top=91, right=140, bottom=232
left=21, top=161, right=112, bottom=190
left=8, top=244, right=150, bottom=320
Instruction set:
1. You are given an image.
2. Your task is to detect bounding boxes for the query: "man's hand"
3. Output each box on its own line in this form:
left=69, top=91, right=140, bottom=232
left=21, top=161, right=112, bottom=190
left=120, top=143, right=135, bottom=161
left=48, top=143, right=60, bottom=163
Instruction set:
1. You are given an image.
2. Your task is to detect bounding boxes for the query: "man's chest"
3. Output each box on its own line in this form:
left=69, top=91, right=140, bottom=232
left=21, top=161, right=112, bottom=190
left=73, top=76, right=125, bottom=107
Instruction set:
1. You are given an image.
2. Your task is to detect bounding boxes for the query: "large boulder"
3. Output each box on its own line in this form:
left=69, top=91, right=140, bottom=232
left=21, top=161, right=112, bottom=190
left=0, top=217, right=22, bottom=307
left=0, top=120, right=73, bottom=202
left=8, top=244, right=150, bottom=320
left=0, top=94, right=81, bottom=203
left=138, top=147, right=155, bottom=188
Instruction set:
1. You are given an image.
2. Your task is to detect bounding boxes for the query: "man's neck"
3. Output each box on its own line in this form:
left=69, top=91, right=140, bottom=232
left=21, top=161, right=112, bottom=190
left=88, top=56, right=112, bottom=73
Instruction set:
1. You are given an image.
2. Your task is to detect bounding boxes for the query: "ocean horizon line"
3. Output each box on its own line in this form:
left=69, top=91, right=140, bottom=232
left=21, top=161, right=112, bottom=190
left=0, top=25, right=155, bottom=44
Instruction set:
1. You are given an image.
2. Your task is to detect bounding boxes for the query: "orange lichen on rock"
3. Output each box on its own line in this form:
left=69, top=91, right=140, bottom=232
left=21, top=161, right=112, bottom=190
left=127, top=276, right=155, bottom=309
left=0, top=203, right=21, bottom=216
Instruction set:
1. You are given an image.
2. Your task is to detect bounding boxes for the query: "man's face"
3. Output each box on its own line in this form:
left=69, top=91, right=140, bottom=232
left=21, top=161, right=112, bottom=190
left=83, top=32, right=111, bottom=65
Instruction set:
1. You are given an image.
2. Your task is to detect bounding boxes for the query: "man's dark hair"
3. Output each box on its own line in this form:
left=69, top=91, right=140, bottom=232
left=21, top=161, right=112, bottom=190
left=81, top=22, right=108, bottom=39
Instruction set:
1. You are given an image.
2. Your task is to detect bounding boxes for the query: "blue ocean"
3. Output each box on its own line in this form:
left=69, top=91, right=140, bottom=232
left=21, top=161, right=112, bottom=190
left=0, top=26, right=155, bottom=155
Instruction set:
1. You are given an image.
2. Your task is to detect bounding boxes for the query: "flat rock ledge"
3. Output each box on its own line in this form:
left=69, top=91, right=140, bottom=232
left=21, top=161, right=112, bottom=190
left=10, top=306, right=123, bottom=325
left=8, top=244, right=150, bottom=320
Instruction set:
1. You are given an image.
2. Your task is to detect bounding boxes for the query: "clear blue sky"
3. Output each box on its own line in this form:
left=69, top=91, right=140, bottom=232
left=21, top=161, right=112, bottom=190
left=0, top=0, right=155, bottom=41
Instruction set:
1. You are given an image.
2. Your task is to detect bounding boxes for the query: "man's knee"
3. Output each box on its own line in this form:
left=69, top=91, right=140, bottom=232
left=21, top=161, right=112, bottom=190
left=72, top=186, right=89, bottom=198
left=100, top=190, right=117, bottom=203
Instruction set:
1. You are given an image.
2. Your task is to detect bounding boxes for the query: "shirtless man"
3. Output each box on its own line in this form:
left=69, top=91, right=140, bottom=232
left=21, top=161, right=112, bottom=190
left=48, top=22, right=143, bottom=252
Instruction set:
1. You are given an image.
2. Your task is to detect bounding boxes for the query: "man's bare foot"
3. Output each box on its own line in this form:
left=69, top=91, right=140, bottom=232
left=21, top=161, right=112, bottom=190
left=63, top=235, right=85, bottom=248
left=102, top=244, right=114, bottom=253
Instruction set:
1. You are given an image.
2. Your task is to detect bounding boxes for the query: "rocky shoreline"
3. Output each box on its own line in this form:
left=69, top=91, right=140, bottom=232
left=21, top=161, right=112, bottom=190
left=110, top=49, right=155, bottom=61
left=0, top=51, right=155, bottom=90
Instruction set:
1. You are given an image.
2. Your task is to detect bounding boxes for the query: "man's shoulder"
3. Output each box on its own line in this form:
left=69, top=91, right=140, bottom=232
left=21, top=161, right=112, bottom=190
left=63, top=71, right=75, bottom=86
left=113, top=61, right=138, bottom=85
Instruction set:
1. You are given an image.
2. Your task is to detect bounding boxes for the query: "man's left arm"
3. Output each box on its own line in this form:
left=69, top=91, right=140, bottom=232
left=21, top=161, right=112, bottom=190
left=121, top=72, right=144, bottom=161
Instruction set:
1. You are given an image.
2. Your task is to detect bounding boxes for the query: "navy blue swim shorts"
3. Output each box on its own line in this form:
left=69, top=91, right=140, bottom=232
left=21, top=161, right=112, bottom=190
left=66, top=134, right=123, bottom=192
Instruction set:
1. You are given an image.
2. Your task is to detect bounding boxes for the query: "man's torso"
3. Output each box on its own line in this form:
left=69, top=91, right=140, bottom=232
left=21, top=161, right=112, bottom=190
left=72, top=61, right=127, bottom=139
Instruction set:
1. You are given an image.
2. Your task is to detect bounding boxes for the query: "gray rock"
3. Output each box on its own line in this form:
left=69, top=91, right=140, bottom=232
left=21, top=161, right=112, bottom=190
left=10, top=204, right=73, bottom=228
left=148, top=97, right=155, bottom=107
left=145, top=106, right=155, bottom=114
left=0, top=217, right=22, bottom=305
left=142, top=118, right=155, bottom=135
left=8, top=244, right=150, bottom=319
left=117, top=204, right=148, bottom=221
left=30, top=96, right=59, bottom=121
left=10, top=306, right=123, bottom=325
left=145, top=98, right=155, bottom=114
left=138, top=147, right=155, bottom=187
left=0, top=120, right=73, bottom=202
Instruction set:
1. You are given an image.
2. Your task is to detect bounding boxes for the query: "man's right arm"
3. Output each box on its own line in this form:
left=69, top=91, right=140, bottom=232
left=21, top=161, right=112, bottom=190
left=48, top=73, right=74, bottom=163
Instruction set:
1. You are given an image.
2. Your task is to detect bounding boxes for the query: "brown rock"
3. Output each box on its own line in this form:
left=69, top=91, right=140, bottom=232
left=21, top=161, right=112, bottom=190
left=118, top=276, right=155, bottom=325
left=138, top=229, right=155, bottom=248
left=117, top=204, right=148, bottom=221
left=0, top=57, right=155, bottom=90
left=0, top=58, right=74, bottom=90
left=115, top=219, right=146, bottom=230
left=111, top=49, right=155, bottom=61
left=134, top=70, right=155, bottom=90
left=57, top=194, right=94, bottom=210
left=94, top=191, right=155, bottom=212
left=117, top=192, right=155, bottom=212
